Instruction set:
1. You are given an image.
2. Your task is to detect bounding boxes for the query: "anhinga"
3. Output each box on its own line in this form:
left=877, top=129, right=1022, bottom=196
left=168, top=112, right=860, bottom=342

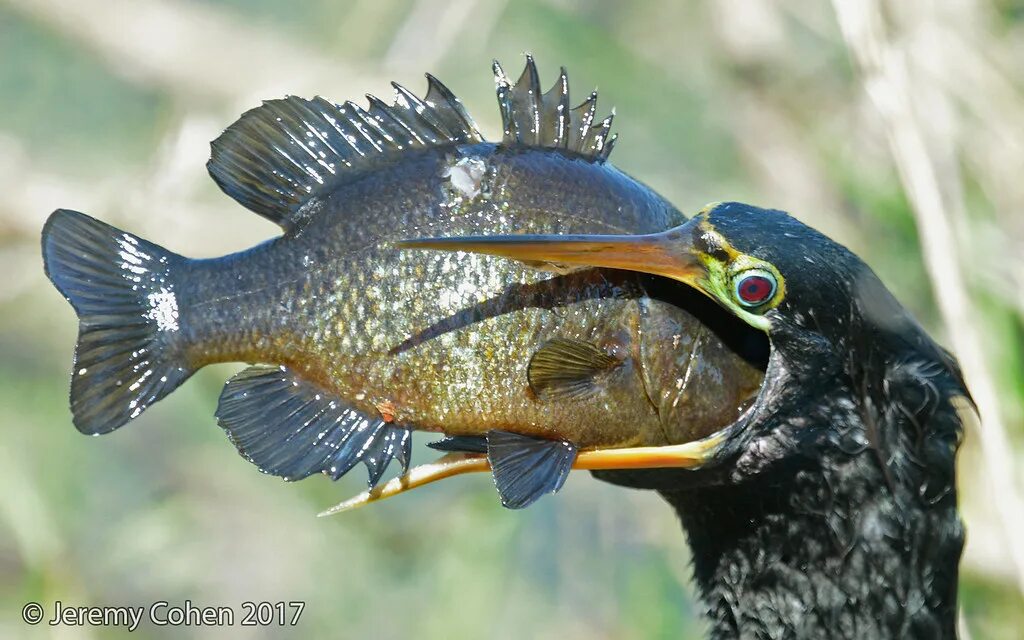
left=400, top=202, right=971, bottom=639
left=41, top=48, right=970, bottom=637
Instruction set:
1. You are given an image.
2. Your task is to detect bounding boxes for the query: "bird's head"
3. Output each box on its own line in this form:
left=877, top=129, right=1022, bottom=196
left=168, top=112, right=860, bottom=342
left=399, top=202, right=967, bottom=492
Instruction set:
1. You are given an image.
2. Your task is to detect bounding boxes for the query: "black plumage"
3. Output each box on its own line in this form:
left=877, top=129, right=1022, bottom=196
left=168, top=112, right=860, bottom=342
left=594, top=202, right=968, bottom=639
left=404, top=200, right=970, bottom=637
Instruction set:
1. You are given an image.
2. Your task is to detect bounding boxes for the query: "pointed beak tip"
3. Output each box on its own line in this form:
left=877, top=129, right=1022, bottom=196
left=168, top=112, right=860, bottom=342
left=317, top=502, right=354, bottom=517
left=394, top=238, right=432, bottom=248
left=396, top=237, right=478, bottom=252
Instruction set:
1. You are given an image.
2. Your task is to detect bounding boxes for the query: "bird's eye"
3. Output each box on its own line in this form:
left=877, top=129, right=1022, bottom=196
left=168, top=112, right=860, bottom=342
left=733, top=269, right=777, bottom=308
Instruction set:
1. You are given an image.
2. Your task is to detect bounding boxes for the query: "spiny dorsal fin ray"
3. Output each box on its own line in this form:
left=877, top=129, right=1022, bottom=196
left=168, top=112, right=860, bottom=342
left=487, top=430, right=578, bottom=509
left=495, top=56, right=616, bottom=162
left=208, top=76, right=482, bottom=231
left=539, top=67, right=571, bottom=147
left=215, top=365, right=412, bottom=486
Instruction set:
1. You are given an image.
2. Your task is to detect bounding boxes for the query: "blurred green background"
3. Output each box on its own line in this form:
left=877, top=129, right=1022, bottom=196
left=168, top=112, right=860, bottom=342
left=1, top=0, right=1022, bottom=638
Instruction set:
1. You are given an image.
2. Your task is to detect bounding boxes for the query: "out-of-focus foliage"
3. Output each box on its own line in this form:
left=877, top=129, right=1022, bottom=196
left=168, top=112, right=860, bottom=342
left=0, top=1, right=1021, bottom=638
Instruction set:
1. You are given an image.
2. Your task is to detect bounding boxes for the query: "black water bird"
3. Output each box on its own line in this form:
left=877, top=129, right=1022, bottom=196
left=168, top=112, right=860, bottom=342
left=404, top=202, right=972, bottom=639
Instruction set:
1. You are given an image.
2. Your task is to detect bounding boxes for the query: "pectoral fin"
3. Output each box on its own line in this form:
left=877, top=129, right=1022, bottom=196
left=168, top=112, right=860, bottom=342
left=528, top=338, right=622, bottom=401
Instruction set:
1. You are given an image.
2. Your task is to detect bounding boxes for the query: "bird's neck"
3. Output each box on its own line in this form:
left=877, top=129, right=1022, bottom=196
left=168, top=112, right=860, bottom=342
left=662, top=448, right=961, bottom=640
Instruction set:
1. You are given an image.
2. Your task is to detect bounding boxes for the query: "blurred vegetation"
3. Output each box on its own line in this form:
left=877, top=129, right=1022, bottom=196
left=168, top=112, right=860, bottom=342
left=0, top=0, right=1022, bottom=638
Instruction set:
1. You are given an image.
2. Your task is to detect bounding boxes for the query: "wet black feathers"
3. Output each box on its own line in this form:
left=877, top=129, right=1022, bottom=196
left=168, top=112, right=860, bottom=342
left=596, top=203, right=969, bottom=638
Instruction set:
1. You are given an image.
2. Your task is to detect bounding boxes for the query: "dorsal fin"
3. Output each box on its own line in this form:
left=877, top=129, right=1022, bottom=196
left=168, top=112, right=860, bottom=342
left=494, top=55, right=617, bottom=162
left=208, top=57, right=617, bottom=230
left=207, top=77, right=482, bottom=231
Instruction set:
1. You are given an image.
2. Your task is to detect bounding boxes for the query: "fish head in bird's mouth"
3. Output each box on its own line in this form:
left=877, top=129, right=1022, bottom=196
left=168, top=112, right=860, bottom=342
left=399, top=201, right=901, bottom=492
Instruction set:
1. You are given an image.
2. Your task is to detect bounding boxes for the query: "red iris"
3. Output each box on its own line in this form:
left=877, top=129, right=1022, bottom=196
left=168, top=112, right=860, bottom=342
left=737, top=274, right=774, bottom=305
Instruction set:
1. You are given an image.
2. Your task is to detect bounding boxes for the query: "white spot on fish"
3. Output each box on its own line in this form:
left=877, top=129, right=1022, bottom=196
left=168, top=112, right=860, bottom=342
left=145, top=288, right=179, bottom=332
left=444, top=156, right=487, bottom=200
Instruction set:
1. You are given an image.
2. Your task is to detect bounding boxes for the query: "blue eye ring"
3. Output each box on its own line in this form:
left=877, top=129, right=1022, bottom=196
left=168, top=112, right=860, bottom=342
left=733, top=269, right=777, bottom=308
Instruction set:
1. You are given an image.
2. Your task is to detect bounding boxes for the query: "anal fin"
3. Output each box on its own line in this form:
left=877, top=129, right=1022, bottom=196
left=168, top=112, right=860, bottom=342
left=486, top=430, right=578, bottom=509
left=215, top=365, right=411, bottom=487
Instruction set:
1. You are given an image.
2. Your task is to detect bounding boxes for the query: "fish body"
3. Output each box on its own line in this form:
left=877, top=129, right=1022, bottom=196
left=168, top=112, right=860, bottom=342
left=42, top=59, right=764, bottom=504
left=183, top=144, right=758, bottom=448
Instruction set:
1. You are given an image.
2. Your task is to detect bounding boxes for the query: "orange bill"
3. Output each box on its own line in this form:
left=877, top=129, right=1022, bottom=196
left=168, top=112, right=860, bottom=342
left=396, top=219, right=705, bottom=285
left=318, top=433, right=725, bottom=516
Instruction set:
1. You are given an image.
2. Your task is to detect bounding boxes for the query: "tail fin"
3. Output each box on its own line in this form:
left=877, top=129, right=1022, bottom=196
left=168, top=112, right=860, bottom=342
left=42, top=209, right=194, bottom=434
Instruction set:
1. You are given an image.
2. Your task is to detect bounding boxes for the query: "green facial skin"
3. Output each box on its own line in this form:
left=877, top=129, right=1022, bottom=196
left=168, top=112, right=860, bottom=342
left=176, top=145, right=765, bottom=449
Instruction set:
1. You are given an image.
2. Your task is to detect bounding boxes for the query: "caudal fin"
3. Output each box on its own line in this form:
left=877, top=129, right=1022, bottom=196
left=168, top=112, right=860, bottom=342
left=42, top=209, right=194, bottom=434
